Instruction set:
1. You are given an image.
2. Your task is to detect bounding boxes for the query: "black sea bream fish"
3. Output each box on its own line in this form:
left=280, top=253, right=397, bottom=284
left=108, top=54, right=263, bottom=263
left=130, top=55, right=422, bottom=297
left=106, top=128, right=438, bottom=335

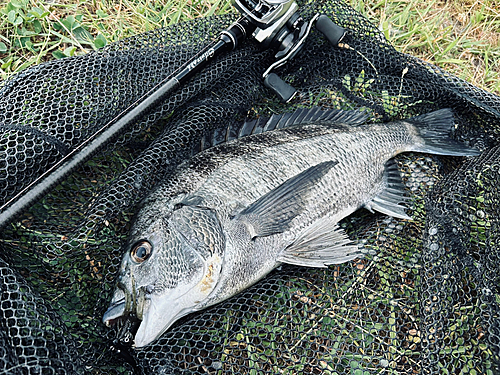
left=103, top=108, right=478, bottom=347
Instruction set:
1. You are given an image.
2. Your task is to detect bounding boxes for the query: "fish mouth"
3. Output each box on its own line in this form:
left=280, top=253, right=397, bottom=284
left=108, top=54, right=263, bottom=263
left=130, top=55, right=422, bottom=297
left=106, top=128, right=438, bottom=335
left=103, top=300, right=127, bottom=327
left=103, top=277, right=152, bottom=349
left=103, top=276, right=199, bottom=348
left=102, top=296, right=157, bottom=348
left=103, top=298, right=142, bottom=351
left=103, top=293, right=191, bottom=348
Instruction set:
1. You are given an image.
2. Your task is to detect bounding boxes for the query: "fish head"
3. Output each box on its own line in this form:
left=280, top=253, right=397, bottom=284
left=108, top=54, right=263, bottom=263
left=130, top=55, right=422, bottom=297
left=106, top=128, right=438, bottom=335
left=103, top=197, right=225, bottom=348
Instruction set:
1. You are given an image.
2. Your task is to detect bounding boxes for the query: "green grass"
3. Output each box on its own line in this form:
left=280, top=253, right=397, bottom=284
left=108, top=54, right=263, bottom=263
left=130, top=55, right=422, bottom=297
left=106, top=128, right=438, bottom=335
left=348, top=0, right=500, bottom=95
left=1, top=0, right=499, bottom=95
left=0, top=0, right=233, bottom=80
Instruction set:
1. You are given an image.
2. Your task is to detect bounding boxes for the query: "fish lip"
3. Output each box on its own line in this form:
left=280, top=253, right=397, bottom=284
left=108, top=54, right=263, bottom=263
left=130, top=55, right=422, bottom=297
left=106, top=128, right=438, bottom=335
left=102, top=299, right=126, bottom=327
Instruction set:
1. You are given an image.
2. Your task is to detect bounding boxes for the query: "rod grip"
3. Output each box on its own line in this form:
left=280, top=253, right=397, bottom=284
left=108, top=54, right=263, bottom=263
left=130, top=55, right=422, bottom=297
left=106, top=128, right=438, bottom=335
left=315, top=15, right=346, bottom=47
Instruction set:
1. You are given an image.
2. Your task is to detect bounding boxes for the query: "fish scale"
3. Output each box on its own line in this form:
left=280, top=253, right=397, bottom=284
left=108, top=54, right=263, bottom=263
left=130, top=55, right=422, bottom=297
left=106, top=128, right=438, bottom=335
left=194, top=125, right=394, bottom=216
left=103, top=107, right=480, bottom=347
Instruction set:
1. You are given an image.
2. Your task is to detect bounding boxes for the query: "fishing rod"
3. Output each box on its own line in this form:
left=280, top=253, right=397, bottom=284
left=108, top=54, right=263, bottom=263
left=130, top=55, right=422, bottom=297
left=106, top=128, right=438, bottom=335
left=0, top=0, right=347, bottom=229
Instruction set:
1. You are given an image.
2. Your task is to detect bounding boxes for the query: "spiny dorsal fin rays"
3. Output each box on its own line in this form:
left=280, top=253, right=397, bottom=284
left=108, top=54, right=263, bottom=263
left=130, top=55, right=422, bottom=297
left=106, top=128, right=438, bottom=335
left=200, top=107, right=371, bottom=151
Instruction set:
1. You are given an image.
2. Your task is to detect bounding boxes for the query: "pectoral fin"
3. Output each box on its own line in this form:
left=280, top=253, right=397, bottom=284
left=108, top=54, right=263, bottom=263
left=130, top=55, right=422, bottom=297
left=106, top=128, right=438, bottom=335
left=364, top=159, right=411, bottom=220
left=277, top=217, right=362, bottom=267
left=233, top=161, right=337, bottom=239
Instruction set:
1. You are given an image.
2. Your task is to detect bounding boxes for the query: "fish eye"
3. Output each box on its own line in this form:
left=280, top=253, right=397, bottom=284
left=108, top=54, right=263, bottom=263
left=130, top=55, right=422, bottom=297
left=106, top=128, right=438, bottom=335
left=130, top=241, right=152, bottom=263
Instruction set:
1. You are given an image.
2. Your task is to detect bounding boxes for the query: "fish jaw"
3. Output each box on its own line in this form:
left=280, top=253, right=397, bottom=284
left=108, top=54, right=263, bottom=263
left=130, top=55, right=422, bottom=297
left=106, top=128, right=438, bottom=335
left=103, top=286, right=129, bottom=327
left=133, top=294, right=175, bottom=347
left=133, top=287, right=205, bottom=348
left=102, top=287, right=202, bottom=348
left=101, top=282, right=193, bottom=347
left=133, top=253, right=223, bottom=348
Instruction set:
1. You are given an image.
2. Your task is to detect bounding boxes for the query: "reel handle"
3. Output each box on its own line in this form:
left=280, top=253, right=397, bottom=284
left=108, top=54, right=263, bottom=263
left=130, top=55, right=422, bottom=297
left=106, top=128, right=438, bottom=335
left=315, top=15, right=347, bottom=47
left=264, top=73, right=297, bottom=102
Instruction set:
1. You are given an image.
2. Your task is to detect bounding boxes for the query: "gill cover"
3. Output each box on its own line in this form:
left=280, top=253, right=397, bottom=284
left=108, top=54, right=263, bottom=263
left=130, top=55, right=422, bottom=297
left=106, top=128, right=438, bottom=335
left=134, top=202, right=225, bottom=347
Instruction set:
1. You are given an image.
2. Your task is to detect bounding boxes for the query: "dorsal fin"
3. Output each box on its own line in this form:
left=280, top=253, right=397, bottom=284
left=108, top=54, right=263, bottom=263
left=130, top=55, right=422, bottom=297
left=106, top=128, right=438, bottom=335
left=258, top=107, right=370, bottom=131
left=199, top=107, right=371, bottom=151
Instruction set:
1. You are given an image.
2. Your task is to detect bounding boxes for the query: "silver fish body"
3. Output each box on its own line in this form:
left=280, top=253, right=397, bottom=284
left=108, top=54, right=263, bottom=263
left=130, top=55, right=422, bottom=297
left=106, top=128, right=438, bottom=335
left=103, top=108, right=478, bottom=347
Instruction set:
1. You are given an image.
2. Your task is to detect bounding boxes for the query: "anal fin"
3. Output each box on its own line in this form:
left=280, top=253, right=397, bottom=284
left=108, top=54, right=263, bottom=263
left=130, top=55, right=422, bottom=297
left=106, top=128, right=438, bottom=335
left=364, top=159, right=411, bottom=220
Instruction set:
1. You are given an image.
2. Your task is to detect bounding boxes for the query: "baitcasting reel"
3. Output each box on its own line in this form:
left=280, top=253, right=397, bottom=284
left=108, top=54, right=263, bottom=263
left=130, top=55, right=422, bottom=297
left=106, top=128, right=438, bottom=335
left=233, top=0, right=348, bottom=101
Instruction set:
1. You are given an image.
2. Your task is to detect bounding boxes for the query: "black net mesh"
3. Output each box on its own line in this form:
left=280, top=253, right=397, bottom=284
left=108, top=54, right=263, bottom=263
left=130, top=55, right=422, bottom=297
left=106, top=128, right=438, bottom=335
left=0, top=0, right=499, bottom=373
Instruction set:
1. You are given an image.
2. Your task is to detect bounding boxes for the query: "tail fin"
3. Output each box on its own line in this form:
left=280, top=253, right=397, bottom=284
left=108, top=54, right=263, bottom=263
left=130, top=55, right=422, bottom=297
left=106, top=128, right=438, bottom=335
left=408, top=109, right=480, bottom=156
